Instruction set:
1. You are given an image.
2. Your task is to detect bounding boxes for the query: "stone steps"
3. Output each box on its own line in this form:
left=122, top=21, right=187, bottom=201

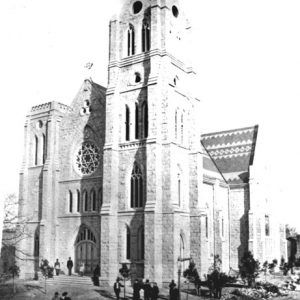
left=39, top=275, right=94, bottom=287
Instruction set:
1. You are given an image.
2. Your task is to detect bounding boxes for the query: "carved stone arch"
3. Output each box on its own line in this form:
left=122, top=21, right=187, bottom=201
left=74, top=224, right=98, bottom=274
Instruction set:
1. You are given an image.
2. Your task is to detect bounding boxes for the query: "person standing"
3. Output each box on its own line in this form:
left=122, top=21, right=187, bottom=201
left=93, top=264, right=100, bottom=286
left=151, top=282, right=159, bottom=300
left=133, top=279, right=141, bottom=300
left=54, top=259, right=61, bottom=276
left=169, top=280, right=176, bottom=299
left=143, top=279, right=151, bottom=300
left=79, top=262, right=85, bottom=277
left=67, top=257, right=73, bottom=276
left=114, top=278, right=123, bottom=300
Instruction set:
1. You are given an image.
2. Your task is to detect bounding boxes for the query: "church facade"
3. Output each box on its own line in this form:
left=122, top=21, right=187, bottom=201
left=17, top=0, right=286, bottom=286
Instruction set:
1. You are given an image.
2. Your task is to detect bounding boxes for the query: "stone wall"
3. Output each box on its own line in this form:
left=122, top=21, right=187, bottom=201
left=229, top=185, right=249, bottom=269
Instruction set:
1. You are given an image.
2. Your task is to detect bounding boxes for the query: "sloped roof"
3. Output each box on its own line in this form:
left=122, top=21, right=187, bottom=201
left=201, top=125, right=258, bottom=183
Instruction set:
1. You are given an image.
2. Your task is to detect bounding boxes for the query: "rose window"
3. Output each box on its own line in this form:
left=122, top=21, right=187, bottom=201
left=75, top=142, right=100, bottom=175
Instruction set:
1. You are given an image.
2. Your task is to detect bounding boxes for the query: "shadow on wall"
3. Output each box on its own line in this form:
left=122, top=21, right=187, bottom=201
left=127, top=8, right=151, bottom=281
left=238, top=187, right=250, bottom=264
left=75, top=81, right=106, bottom=276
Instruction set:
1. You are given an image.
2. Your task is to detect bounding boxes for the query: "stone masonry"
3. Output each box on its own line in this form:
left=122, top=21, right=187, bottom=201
left=16, top=0, right=286, bottom=287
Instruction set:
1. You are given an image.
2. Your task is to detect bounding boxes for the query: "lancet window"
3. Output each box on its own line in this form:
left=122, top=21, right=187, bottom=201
left=130, top=164, right=144, bottom=208
left=127, top=24, right=135, bottom=56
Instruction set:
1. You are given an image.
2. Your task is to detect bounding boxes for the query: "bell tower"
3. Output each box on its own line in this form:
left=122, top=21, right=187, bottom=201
left=101, top=0, right=201, bottom=286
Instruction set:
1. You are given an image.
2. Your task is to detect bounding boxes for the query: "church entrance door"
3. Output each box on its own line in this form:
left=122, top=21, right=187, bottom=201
left=75, top=226, right=98, bottom=274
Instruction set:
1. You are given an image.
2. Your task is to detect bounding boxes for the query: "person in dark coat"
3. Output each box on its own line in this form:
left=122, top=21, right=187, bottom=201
left=169, top=280, right=176, bottom=299
left=93, top=264, right=100, bottom=286
left=67, top=257, right=73, bottom=276
left=170, top=287, right=179, bottom=300
left=151, top=282, right=159, bottom=300
left=133, top=279, right=141, bottom=300
left=143, top=279, right=151, bottom=300
left=114, top=278, right=123, bottom=300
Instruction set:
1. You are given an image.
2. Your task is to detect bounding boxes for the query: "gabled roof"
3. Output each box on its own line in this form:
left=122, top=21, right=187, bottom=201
left=201, top=125, right=258, bottom=183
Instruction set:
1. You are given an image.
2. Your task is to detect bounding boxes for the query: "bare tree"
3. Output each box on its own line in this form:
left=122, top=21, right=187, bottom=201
left=1, top=194, right=32, bottom=270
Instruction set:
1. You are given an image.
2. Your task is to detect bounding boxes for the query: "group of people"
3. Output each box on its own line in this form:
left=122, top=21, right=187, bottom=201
left=114, top=278, right=160, bottom=300
left=42, top=257, right=85, bottom=276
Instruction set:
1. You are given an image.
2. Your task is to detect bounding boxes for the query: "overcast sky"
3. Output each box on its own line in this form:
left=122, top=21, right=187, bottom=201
left=0, top=0, right=299, bottom=230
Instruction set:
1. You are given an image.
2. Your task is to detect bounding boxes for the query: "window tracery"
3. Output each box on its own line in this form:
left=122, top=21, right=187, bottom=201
left=142, top=21, right=150, bottom=52
left=130, top=164, right=144, bottom=208
left=76, top=227, right=96, bottom=244
left=127, top=24, right=135, bottom=56
left=75, top=142, right=100, bottom=175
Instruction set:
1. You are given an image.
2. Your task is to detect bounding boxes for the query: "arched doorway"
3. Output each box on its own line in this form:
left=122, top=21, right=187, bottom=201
left=75, top=226, right=98, bottom=274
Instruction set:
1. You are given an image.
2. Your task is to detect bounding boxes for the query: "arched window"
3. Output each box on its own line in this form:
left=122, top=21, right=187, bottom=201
left=138, top=227, right=145, bottom=260
left=69, top=191, right=73, bottom=213
left=76, top=226, right=96, bottom=244
left=83, top=190, right=88, bottom=212
left=127, top=24, right=135, bottom=56
left=91, top=189, right=96, bottom=212
left=130, top=164, right=144, bottom=208
left=142, top=101, right=148, bottom=138
left=77, top=190, right=81, bottom=212
left=205, top=216, right=209, bottom=238
left=34, top=230, right=39, bottom=257
left=126, top=226, right=131, bottom=260
left=125, top=105, right=130, bottom=141
left=135, top=103, right=139, bottom=139
left=34, top=135, right=38, bottom=165
left=180, top=234, right=184, bottom=259
left=42, top=134, right=46, bottom=164
left=142, top=21, right=150, bottom=52
left=98, top=188, right=103, bottom=209
left=265, top=215, right=270, bottom=236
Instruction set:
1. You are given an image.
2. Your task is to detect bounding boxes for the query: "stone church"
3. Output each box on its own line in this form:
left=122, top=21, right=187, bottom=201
left=17, top=0, right=286, bottom=286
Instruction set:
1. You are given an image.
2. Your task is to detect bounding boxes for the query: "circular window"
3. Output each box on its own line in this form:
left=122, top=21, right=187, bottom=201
left=75, top=142, right=100, bottom=175
left=133, top=1, right=143, bottom=14
left=172, top=5, right=179, bottom=18
left=135, top=72, right=141, bottom=83
left=36, top=120, right=43, bottom=129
